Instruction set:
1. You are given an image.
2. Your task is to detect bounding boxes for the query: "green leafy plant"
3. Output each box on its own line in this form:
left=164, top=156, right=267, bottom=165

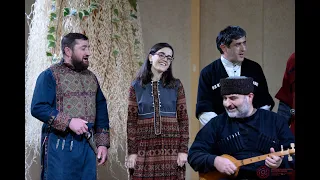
left=46, top=0, right=142, bottom=66
left=46, top=0, right=99, bottom=63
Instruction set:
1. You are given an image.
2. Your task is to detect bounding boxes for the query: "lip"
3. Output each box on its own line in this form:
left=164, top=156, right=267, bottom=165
left=159, top=62, right=168, bottom=66
left=227, top=108, right=237, bottom=112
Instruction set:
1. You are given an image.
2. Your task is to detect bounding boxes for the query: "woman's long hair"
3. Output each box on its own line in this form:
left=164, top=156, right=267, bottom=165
left=135, top=42, right=176, bottom=88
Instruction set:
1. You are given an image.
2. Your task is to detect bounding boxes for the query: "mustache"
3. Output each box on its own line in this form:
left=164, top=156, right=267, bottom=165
left=226, top=105, right=237, bottom=110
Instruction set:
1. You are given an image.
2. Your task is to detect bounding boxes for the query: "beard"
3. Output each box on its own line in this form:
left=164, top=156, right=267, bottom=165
left=71, top=54, right=89, bottom=71
left=225, top=97, right=251, bottom=118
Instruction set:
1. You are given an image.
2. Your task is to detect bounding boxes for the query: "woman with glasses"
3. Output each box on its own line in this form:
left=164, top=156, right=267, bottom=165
left=126, top=42, right=189, bottom=180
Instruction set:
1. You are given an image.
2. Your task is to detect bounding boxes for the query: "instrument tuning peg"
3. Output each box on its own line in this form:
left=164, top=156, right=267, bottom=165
left=290, top=143, right=295, bottom=149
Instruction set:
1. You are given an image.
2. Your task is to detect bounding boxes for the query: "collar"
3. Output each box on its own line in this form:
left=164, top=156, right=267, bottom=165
left=229, top=108, right=258, bottom=122
left=221, top=55, right=242, bottom=67
left=61, top=58, right=86, bottom=72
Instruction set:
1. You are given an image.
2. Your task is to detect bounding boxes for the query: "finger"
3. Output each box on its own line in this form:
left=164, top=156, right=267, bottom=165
left=98, top=155, right=106, bottom=165
left=97, top=150, right=102, bottom=160
left=103, top=153, right=108, bottom=162
left=130, top=161, right=135, bottom=169
left=182, top=160, right=187, bottom=165
left=82, top=126, right=88, bottom=133
left=76, top=131, right=81, bottom=135
left=83, top=124, right=88, bottom=131
left=225, top=170, right=231, bottom=175
left=265, top=158, right=274, bottom=165
left=82, top=120, right=88, bottom=124
left=229, top=163, right=237, bottom=170
left=270, top=155, right=280, bottom=161
left=270, top=147, right=275, bottom=153
left=265, top=160, right=277, bottom=168
left=267, top=157, right=277, bottom=164
left=228, top=167, right=235, bottom=174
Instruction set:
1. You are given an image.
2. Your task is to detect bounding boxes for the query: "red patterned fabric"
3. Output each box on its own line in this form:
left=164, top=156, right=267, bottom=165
left=275, top=53, right=295, bottom=180
left=275, top=53, right=295, bottom=135
left=50, top=63, right=98, bottom=123
left=127, top=81, right=189, bottom=180
left=50, top=63, right=109, bottom=146
left=94, top=127, right=110, bottom=148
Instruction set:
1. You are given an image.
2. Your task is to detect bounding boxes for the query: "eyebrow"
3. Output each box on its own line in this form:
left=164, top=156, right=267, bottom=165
left=79, top=45, right=90, bottom=48
left=157, top=52, right=173, bottom=57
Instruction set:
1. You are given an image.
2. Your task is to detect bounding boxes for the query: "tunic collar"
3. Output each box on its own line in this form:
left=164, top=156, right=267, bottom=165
left=221, top=55, right=242, bottom=68
left=229, top=108, right=258, bottom=122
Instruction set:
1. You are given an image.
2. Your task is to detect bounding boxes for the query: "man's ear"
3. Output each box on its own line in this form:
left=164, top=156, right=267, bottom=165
left=248, top=93, right=254, bottom=101
left=220, top=44, right=227, bottom=53
left=64, top=47, right=72, bottom=57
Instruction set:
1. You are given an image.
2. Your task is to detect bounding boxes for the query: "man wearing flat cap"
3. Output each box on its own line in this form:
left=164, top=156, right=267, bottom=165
left=188, top=76, right=295, bottom=180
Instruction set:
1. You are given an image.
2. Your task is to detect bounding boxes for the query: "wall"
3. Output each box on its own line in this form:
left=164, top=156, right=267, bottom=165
left=25, top=0, right=295, bottom=179
left=200, top=0, right=295, bottom=112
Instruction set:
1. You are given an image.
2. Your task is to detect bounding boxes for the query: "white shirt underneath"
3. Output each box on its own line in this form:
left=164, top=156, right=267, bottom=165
left=198, top=55, right=270, bottom=127
left=221, top=55, right=242, bottom=77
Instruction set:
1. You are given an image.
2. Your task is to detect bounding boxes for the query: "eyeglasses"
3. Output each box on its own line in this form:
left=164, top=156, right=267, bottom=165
left=155, top=52, right=174, bottom=62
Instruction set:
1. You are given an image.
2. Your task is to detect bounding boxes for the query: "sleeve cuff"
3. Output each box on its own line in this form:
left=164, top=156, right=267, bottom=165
left=94, top=128, right=110, bottom=148
left=51, top=112, right=70, bottom=132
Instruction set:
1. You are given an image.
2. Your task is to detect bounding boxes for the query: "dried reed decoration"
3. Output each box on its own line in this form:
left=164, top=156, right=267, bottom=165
left=25, top=0, right=144, bottom=179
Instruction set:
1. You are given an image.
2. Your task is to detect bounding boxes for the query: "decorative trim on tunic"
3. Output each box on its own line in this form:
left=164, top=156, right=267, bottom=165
left=151, top=81, right=162, bottom=135
left=94, top=128, right=110, bottom=148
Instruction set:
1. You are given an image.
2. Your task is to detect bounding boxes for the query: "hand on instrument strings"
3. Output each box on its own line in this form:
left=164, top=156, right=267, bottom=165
left=68, top=118, right=88, bottom=135
left=265, top=147, right=283, bottom=168
left=97, top=146, right=108, bottom=166
left=214, top=156, right=237, bottom=175
left=125, top=154, right=138, bottom=169
left=177, top=152, right=188, bottom=167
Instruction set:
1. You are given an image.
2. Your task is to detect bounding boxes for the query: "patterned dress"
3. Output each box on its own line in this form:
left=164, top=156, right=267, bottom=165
left=127, top=79, right=189, bottom=180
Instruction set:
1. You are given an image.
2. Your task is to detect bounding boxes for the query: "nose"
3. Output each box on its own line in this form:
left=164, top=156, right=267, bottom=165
left=241, top=44, right=247, bottom=51
left=223, top=99, right=231, bottom=107
left=86, top=49, right=91, bottom=56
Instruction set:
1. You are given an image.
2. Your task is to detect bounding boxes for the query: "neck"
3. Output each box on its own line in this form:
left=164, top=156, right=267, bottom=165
left=63, top=56, right=72, bottom=64
left=249, top=108, right=257, bottom=116
left=151, top=68, right=163, bottom=81
left=222, top=54, right=239, bottom=64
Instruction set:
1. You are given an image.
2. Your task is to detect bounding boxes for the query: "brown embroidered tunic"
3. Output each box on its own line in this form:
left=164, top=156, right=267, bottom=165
left=127, top=79, right=189, bottom=180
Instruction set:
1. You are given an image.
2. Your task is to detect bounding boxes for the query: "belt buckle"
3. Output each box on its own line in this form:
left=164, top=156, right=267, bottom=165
left=290, top=109, right=295, bottom=115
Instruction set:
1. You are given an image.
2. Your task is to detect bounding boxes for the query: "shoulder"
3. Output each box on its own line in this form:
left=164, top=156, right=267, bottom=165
left=174, top=78, right=182, bottom=86
left=84, top=69, right=96, bottom=76
left=288, top=53, right=295, bottom=63
left=131, top=79, right=141, bottom=88
left=243, top=58, right=261, bottom=68
left=286, top=53, right=295, bottom=69
left=49, top=61, right=63, bottom=70
left=173, top=78, right=186, bottom=90
left=38, top=67, right=54, bottom=79
left=257, top=109, right=287, bottom=123
left=200, top=58, right=221, bottom=74
left=258, top=108, right=277, bottom=116
left=207, top=112, right=228, bottom=128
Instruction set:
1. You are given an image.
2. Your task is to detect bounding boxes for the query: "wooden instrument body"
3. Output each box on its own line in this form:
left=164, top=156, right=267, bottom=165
left=199, top=154, right=241, bottom=180
left=198, top=144, right=295, bottom=180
